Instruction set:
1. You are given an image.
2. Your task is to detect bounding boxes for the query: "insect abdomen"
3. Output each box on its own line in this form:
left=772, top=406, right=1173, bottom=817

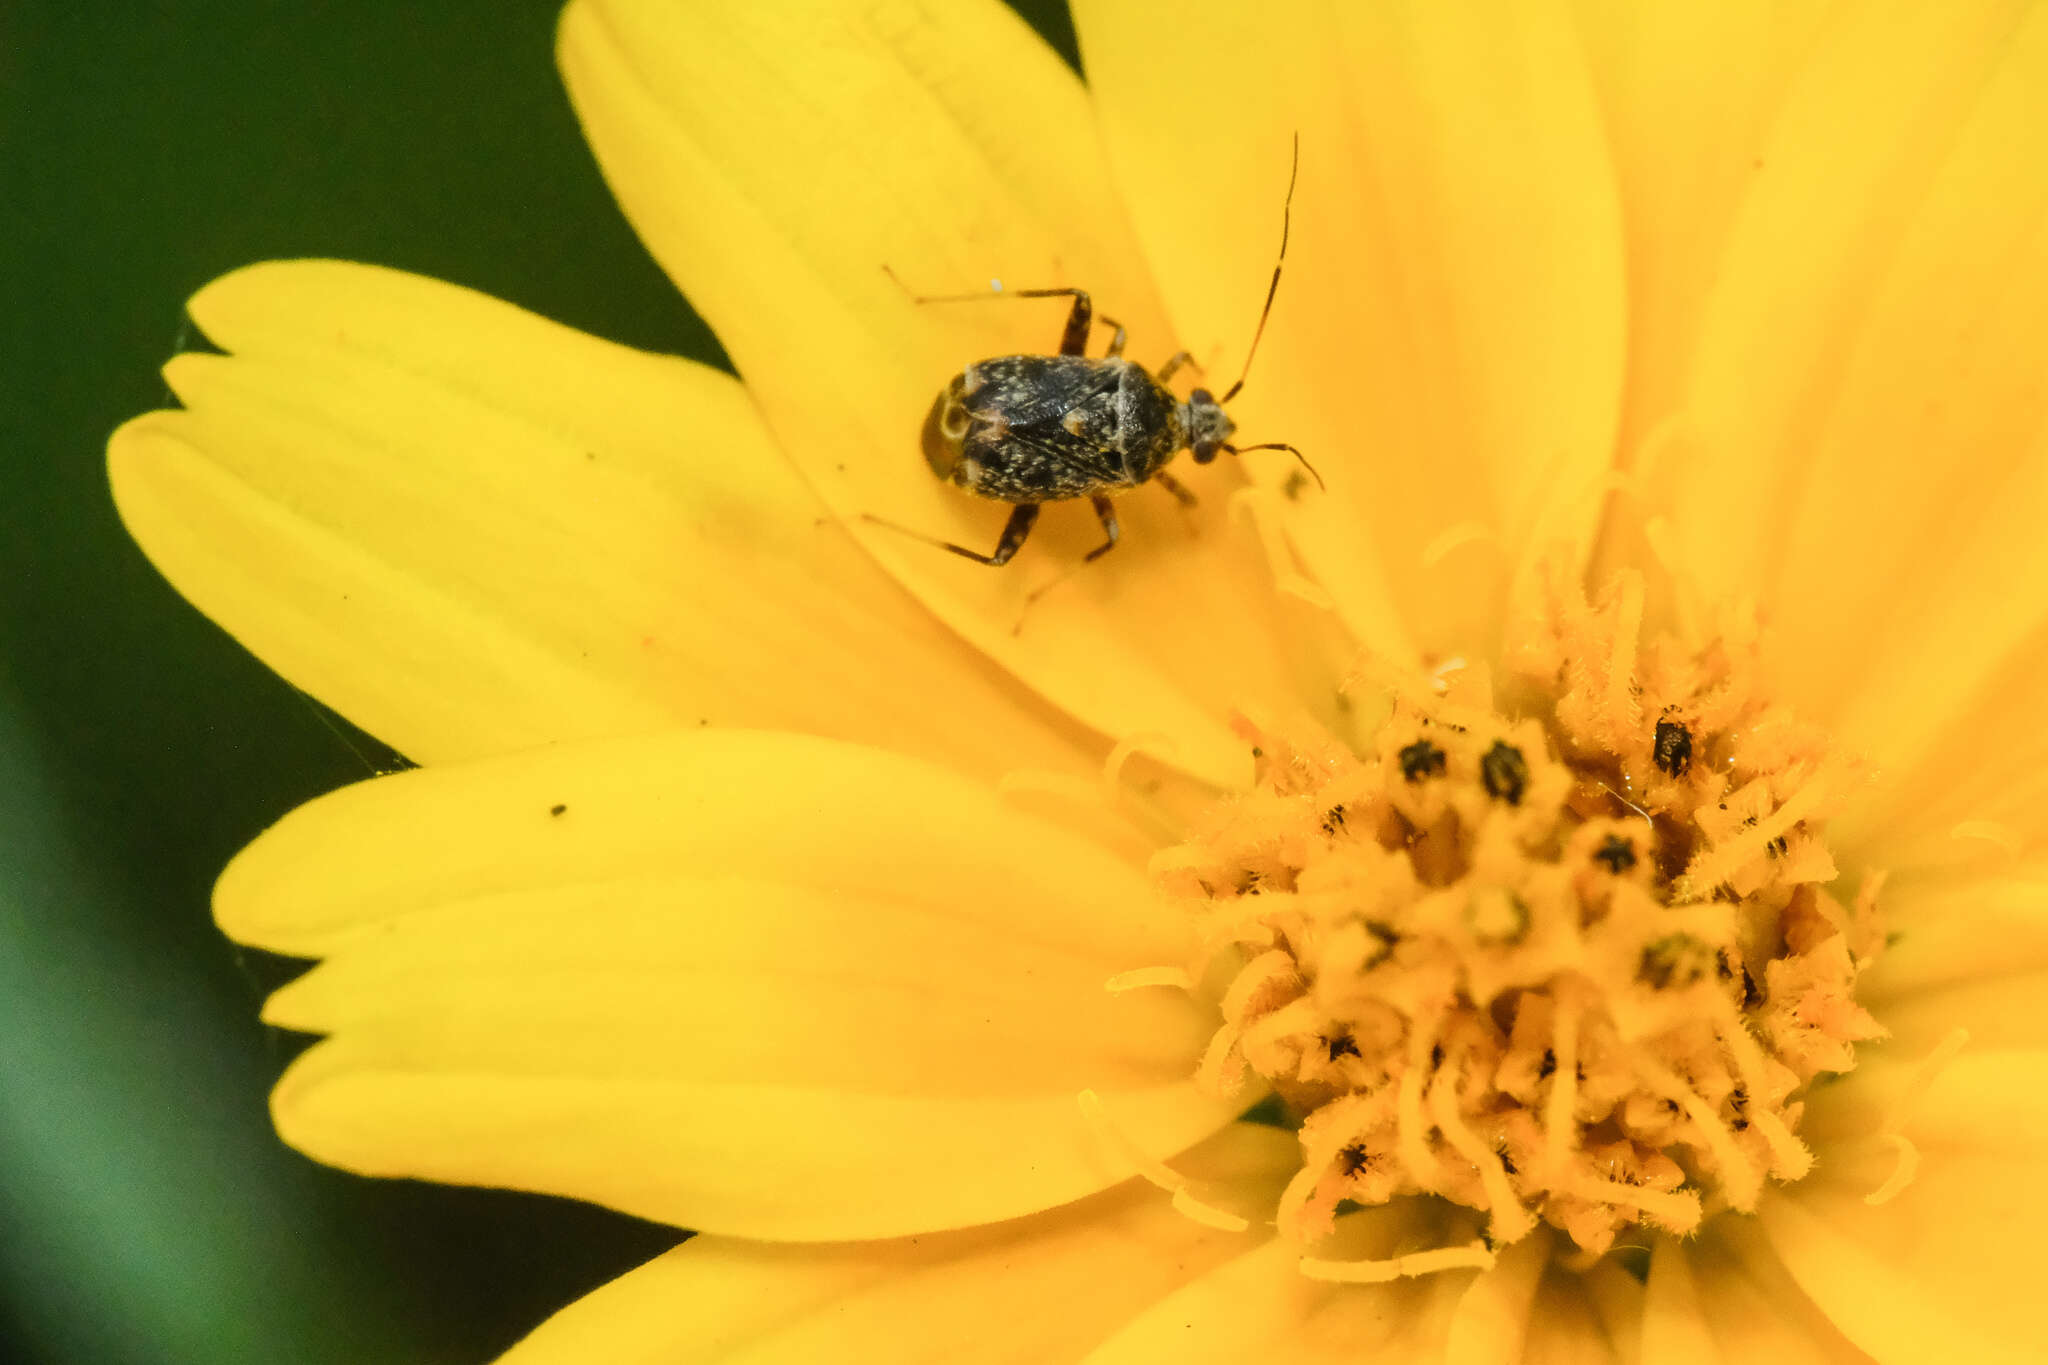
left=921, top=372, right=974, bottom=483
left=932, top=355, right=1133, bottom=502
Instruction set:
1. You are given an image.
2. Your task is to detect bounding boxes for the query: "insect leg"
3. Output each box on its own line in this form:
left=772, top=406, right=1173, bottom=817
left=861, top=504, right=1041, bottom=566
left=883, top=270, right=1127, bottom=358
left=1156, top=351, right=1204, bottom=384
left=1017, top=497, right=1121, bottom=620
left=1008, top=288, right=1120, bottom=357
left=1152, top=470, right=1199, bottom=508
left=1050, top=289, right=1095, bottom=356
left=1080, top=494, right=1122, bottom=562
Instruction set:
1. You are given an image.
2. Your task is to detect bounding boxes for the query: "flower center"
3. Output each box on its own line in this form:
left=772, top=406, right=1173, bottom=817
left=1154, top=569, right=1888, bottom=1259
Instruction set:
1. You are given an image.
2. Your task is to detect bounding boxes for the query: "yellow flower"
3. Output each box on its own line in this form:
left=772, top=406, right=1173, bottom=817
left=106, top=2, right=2048, bottom=1361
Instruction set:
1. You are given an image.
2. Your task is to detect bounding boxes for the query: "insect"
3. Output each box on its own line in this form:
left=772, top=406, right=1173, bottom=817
left=874, top=137, right=1319, bottom=580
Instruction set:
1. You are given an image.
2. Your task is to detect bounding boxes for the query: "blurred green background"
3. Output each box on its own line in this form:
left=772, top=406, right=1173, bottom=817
left=0, top=2, right=1076, bottom=1361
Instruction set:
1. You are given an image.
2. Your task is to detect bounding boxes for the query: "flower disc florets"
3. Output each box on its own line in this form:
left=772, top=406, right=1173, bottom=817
left=1157, top=570, right=1888, bottom=1257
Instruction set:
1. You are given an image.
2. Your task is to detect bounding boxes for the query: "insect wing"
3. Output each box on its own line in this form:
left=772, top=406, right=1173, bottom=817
left=961, top=421, right=1123, bottom=501
left=959, top=355, right=1114, bottom=428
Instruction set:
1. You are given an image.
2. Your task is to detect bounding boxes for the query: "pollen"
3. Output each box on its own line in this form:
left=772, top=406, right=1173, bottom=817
left=1156, top=568, right=1887, bottom=1259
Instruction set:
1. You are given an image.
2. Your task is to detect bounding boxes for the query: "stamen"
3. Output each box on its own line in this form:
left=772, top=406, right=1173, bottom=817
left=1172, top=1188, right=1254, bottom=1232
left=1299, top=1243, right=1496, bottom=1284
left=1147, top=846, right=1215, bottom=880
left=1280, top=1099, right=1396, bottom=1242
left=1850, top=1029, right=1970, bottom=1206
left=1396, top=1007, right=1447, bottom=1188
left=1228, top=487, right=1337, bottom=609
left=1541, top=990, right=1584, bottom=1183
left=1602, top=571, right=1644, bottom=734
left=1420, top=521, right=1495, bottom=569
left=1345, top=655, right=1498, bottom=735
left=1885, top=1027, right=1972, bottom=1130
left=1750, top=1108, right=1813, bottom=1181
left=1567, top=1176, right=1701, bottom=1234
left=1101, top=732, right=1176, bottom=802
left=1627, top=413, right=1686, bottom=481
left=1220, top=950, right=1302, bottom=1026
left=1427, top=1053, right=1536, bottom=1244
left=1713, top=1007, right=1775, bottom=1102
left=1199, top=895, right=1284, bottom=951
left=1001, top=738, right=1184, bottom=847
left=1629, top=1048, right=1760, bottom=1209
left=1241, top=995, right=1321, bottom=1054
left=1677, top=762, right=1847, bottom=901
left=1156, top=570, right=1886, bottom=1256
left=1076, top=1089, right=1250, bottom=1233
left=996, top=770, right=1106, bottom=807
left=1950, top=820, right=2021, bottom=858
left=1864, top=1133, right=1920, bottom=1206
left=1707, top=1006, right=1811, bottom=1178
left=1195, top=1021, right=1249, bottom=1098
left=1274, top=1161, right=1330, bottom=1243
left=1104, top=966, right=1195, bottom=995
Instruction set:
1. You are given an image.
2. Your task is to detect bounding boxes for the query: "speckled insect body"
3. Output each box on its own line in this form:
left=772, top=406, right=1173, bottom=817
left=876, top=137, right=1313, bottom=581
left=925, top=353, right=1230, bottom=502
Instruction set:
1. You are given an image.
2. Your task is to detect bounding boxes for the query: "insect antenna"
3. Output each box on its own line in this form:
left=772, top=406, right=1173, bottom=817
left=1226, top=441, right=1324, bottom=491
left=1220, top=132, right=1300, bottom=405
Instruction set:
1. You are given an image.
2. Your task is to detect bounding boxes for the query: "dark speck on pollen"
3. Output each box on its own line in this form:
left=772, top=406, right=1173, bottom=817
left=1480, top=741, right=1528, bottom=805
left=1593, top=834, right=1636, bottom=873
left=1653, top=718, right=1693, bottom=778
left=1398, top=739, right=1447, bottom=782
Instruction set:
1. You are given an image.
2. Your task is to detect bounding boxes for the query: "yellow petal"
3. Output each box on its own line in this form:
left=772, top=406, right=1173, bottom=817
left=110, top=261, right=1089, bottom=780
left=557, top=0, right=1340, bottom=788
left=1445, top=1231, right=1553, bottom=1365
left=1858, top=863, right=2048, bottom=1007
left=1571, top=0, right=1840, bottom=482
left=223, top=728, right=1235, bottom=1239
left=1647, top=1233, right=1872, bottom=1365
left=1641, top=1240, right=1718, bottom=1364
left=1799, top=1047, right=2048, bottom=1160
left=1083, top=1202, right=1496, bottom=1363
left=1638, top=1, right=2044, bottom=669
left=1523, top=1269, right=1627, bottom=1365
left=1767, top=5, right=2048, bottom=854
left=1870, top=971, right=2048, bottom=1053
left=1761, top=1049, right=2048, bottom=1365
left=1573, top=1260, right=1645, bottom=1365
left=1697, top=1219, right=1886, bottom=1364
left=217, top=726, right=1184, bottom=960
left=1075, top=0, right=1627, bottom=664
left=495, top=1122, right=1298, bottom=1364
left=1836, top=622, right=2048, bottom=872
left=261, top=875, right=1209, bottom=1095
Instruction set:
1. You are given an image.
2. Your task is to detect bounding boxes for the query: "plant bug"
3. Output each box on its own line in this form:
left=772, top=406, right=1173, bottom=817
left=872, top=137, right=1318, bottom=583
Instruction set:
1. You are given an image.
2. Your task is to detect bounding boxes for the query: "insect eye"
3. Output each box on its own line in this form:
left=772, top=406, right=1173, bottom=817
left=1192, top=444, right=1218, bottom=464
left=1189, top=387, right=1216, bottom=406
